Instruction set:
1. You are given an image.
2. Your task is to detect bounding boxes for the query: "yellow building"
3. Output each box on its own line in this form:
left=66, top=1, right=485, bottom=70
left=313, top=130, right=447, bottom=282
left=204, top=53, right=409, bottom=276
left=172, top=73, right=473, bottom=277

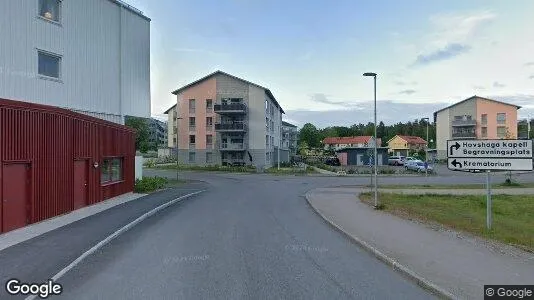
left=387, top=135, right=428, bottom=156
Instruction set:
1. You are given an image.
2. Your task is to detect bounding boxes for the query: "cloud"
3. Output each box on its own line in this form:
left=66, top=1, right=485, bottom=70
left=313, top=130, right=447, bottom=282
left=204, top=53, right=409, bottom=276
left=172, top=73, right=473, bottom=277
left=285, top=100, right=447, bottom=128
left=412, top=43, right=470, bottom=66
left=399, top=89, right=417, bottom=95
left=493, top=81, right=506, bottom=88
left=427, top=11, right=496, bottom=48
left=310, top=93, right=362, bottom=107
left=524, top=62, right=534, bottom=66
left=297, top=50, right=314, bottom=61
left=173, top=48, right=227, bottom=56
left=473, top=85, right=485, bottom=90
left=529, top=75, right=534, bottom=80
left=491, top=94, right=534, bottom=107
left=394, top=81, right=417, bottom=86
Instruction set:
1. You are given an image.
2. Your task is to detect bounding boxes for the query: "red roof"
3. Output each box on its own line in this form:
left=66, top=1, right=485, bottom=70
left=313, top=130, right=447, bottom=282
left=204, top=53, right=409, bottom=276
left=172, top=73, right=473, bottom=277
left=398, top=135, right=427, bottom=144
left=323, top=136, right=381, bottom=145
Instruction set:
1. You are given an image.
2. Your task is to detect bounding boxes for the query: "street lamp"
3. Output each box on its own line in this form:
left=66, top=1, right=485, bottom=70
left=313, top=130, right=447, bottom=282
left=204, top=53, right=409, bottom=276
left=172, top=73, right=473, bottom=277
left=422, top=117, right=430, bottom=177
left=175, top=117, right=183, bottom=180
left=363, top=72, right=378, bottom=209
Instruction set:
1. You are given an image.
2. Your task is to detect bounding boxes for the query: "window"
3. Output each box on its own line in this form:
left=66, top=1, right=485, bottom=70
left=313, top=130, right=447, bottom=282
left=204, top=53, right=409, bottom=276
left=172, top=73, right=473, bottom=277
left=189, top=135, right=196, bottom=144
left=189, top=117, right=195, bottom=130
left=454, top=116, right=463, bottom=120
left=271, top=121, right=274, bottom=132
left=206, top=135, right=213, bottom=148
left=481, top=114, right=487, bottom=125
left=497, top=113, right=506, bottom=124
left=38, top=51, right=61, bottom=79
left=206, top=152, right=213, bottom=163
left=265, top=100, right=269, bottom=111
left=189, top=99, right=196, bottom=113
left=173, top=137, right=177, bottom=144
left=497, top=126, right=507, bottom=138
left=39, top=0, right=60, bottom=22
left=189, top=152, right=196, bottom=163
left=266, top=135, right=269, bottom=148
left=206, top=99, right=213, bottom=112
left=101, top=158, right=123, bottom=184
left=481, top=127, right=488, bottom=138
left=206, top=117, right=213, bottom=128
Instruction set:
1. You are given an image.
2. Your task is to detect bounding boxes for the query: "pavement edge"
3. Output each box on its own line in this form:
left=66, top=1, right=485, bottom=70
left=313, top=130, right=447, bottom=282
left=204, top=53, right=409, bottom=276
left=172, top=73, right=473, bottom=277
left=25, top=190, right=206, bottom=300
left=304, top=189, right=458, bottom=300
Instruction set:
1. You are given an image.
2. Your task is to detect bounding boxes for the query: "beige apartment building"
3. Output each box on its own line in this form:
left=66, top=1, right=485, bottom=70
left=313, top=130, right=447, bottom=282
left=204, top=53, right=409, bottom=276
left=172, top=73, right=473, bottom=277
left=166, top=71, right=288, bottom=169
left=434, top=96, right=520, bottom=159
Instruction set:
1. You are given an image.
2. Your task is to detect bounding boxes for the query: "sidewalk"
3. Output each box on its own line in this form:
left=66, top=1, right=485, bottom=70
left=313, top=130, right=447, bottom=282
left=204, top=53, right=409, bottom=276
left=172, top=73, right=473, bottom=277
left=306, top=187, right=534, bottom=300
left=377, top=187, right=534, bottom=195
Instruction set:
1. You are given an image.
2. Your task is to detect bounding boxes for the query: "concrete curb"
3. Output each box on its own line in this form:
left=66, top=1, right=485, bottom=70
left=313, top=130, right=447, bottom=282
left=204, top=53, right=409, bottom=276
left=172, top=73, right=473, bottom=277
left=304, top=190, right=458, bottom=300
left=25, top=190, right=206, bottom=300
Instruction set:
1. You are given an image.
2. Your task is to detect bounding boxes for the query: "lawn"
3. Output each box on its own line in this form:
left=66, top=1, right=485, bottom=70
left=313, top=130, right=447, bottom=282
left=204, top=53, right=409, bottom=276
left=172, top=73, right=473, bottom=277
left=374, top=182, right=534, bottom=189
left=359, top=192, right=534, bottom=252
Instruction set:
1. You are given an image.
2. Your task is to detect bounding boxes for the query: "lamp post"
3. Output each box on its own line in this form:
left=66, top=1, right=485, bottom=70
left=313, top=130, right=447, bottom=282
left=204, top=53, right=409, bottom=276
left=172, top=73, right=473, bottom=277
left=422, top=117, right=430, bottom=177
left=363, top=72, right=378, bottom=209
left=175, top=116, right=183, bottom=180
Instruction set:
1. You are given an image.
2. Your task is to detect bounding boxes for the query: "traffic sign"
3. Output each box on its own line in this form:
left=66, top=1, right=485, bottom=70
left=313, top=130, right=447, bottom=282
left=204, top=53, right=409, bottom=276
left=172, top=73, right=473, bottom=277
left=447, top=139, right=532, bottom=158
left=447, top=158, right=533, bottom=171
left=447, top=139, right=533, bottom=171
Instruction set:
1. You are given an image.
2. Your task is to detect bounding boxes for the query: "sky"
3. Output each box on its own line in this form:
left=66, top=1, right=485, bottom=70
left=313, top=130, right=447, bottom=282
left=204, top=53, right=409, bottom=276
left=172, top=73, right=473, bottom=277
left=126, top=0, right=534, bottom=128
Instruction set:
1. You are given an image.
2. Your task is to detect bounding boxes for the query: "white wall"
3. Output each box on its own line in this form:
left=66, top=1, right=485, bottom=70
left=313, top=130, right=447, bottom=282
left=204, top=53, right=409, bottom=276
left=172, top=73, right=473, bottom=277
left=0, top=0, right=150, bottom=123
left=436, top=109, right=450, bottom=158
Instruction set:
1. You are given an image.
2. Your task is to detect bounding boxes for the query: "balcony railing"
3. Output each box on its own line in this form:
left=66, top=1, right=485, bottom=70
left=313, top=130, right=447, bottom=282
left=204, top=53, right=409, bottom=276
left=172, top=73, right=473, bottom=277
left=222, top=158, right=246, bottom=166
left=219, top=142, right=247, bottom=151
left=452, top=131, right=477, bottom=138
left=189, top=125, right=196, bottom=131
left=206, top=143, right=213, bottom=149
left=214, top=103, right=247, bottom=114
left=452, top=119, right=476, bottom=126
left=189, top=143, right=196, bottom=149
left=215, top=123, right=247, bottom=131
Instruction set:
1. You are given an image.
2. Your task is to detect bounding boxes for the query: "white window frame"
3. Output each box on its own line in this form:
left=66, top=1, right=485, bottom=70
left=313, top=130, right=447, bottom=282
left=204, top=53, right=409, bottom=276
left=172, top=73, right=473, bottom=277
left=38, top=0, right=62, bottom=25
left=37, top=49, right=62, bottom=81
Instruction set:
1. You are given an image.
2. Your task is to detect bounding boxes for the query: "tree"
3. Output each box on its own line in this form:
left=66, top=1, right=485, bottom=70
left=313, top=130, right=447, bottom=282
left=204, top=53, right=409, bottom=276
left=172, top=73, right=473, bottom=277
left=125, top=116, right=150, bottom=153
left=299, top=123, right=321, bottom=148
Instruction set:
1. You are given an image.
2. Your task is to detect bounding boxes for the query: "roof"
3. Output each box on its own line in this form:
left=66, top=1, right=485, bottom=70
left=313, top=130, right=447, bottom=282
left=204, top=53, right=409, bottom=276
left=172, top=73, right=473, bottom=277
left=109, top=0, right=151, bottom=21
left=282, top=121, right=297, bottom=128
left=433, top=95, right=521, bottom=117
left=163, top=104, right=176, bottom=114
left=388, top=135, right=427, bottom=145
left=171, top=70, right=285, bottom=114
left=337, top=147, right=389, bottom=152
left=322, top=136, right=381, bottom=145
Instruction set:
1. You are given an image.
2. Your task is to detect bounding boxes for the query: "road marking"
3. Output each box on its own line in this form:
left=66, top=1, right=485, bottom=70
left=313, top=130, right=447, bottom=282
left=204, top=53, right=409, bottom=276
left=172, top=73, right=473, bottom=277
left=25, top=190, right=206, bottom=300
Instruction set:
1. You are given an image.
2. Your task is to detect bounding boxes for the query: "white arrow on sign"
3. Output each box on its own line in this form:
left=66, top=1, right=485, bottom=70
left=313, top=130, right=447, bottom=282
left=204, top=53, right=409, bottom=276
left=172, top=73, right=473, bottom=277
left=447, top=158, right=533, bottom=171
left=447, top=139, right=533, bottom=158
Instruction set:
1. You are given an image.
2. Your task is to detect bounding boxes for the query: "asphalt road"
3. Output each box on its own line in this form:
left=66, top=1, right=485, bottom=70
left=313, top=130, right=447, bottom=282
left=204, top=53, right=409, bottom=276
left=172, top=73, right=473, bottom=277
left=7, top=169, right=534, bottom=299
left=52, top=171, right=437, bottom=300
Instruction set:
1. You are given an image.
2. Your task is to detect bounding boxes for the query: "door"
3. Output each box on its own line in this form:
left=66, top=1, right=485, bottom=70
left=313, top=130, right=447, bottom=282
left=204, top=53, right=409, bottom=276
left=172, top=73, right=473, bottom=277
left=73, top=160, right=88, bottom=210
left=378, top=154, right=383, bottom=166
left=2, top=163, right=31, bottom=233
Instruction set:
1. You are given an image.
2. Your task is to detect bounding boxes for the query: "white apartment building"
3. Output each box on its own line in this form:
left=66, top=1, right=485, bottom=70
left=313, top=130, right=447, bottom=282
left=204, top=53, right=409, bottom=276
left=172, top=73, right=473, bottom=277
left=0, top=0, right=151, bottom=124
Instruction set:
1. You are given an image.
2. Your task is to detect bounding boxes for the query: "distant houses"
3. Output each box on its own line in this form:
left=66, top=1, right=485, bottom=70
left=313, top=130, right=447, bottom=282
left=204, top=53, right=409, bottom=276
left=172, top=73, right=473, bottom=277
left=387, top=135, right=428, bottom=157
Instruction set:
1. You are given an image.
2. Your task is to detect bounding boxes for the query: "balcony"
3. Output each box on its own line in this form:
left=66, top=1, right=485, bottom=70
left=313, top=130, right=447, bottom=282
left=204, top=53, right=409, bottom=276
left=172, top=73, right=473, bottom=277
left=452, top=119, right=477, bottom=127
left=189, top=143, right=196, bottom=150
left=219, top=142, right=247, bottom=151
left=215, top=123, right=247, bottom=132
left=214, top=103, right=247, bottom=114
left=452, top=131, right=477, bottom=138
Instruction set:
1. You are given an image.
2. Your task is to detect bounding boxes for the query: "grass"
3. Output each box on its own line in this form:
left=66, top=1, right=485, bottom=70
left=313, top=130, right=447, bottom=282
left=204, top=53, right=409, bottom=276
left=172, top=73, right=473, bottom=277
left=154, top=164, right=257, bottom=173
left=359, top=192, right=534, bottom=251
left=265, top=167, right=318, bottom=175
left=134, top=176, right=187, bottom=193
left=375, top=182, right=534, bottom=190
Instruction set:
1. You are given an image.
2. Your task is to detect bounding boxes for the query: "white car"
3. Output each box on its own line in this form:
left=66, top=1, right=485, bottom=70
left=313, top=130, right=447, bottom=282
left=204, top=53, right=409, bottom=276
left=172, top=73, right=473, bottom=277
left=406, top=160, right=433, bottom=173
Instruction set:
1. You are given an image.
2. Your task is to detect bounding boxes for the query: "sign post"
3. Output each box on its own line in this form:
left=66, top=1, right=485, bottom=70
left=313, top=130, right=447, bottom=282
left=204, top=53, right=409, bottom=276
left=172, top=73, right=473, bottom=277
left=447, top=139, right=533, bottom=230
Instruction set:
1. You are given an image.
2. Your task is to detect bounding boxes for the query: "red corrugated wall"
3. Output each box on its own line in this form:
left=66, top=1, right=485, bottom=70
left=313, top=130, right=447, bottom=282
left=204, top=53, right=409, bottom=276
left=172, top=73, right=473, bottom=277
left=0, top=98, right=135, bottom=233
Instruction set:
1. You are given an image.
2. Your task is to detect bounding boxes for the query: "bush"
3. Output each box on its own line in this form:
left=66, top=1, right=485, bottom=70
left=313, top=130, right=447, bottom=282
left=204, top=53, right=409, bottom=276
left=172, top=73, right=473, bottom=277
left=378, top=168, right=396, bottom=174
left=134, top=176, right=168, bottom=193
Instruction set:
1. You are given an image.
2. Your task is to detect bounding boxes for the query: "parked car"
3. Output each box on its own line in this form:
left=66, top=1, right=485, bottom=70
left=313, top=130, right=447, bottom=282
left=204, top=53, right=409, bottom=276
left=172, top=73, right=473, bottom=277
left=405, top=157, right=417, bottom=162
left=388, top=156, right=406, bottom=166
left=325, top=157, right=341, bottom=166
left=406, top=160, right=433, bottom=173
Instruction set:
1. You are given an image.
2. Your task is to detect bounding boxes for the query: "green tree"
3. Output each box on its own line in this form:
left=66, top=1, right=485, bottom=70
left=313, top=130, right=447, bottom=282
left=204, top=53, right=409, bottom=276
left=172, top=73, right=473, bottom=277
left=125, top=116, right=150, bottom=153
left=299, top=123, right=321, bottom=148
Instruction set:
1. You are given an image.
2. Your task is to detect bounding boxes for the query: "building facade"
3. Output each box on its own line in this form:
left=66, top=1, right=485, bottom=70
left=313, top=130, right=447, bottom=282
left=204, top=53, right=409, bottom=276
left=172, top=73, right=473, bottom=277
left=0, top=98, right=135, bottom=234
left=387, top=135, right=428, bottom=157
left=322, top=136, right=382, bottom=151
left=164, top=104, right=178, bottom=148
left=147, top=118, right=167, bottom=149
left=336, top=148, right=389, bottom=166
left=434, top=96, right=520, bottom=159
left=171, top=71, right=288, bottom=169
left=282, top=121, right=298, bottom=156
left=0, top=0, right=151, bottom=124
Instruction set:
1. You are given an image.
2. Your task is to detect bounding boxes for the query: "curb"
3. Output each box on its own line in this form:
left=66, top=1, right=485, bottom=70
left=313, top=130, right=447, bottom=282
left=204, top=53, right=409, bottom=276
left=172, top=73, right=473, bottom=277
left=304, top=190, right=458, bottom=300
left=25, top=190, right=206, bottom=300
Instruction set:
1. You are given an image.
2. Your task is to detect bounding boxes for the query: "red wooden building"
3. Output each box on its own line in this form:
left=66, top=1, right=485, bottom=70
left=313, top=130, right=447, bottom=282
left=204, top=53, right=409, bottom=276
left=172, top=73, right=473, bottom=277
left=0, top=98, right=135, bottom=234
